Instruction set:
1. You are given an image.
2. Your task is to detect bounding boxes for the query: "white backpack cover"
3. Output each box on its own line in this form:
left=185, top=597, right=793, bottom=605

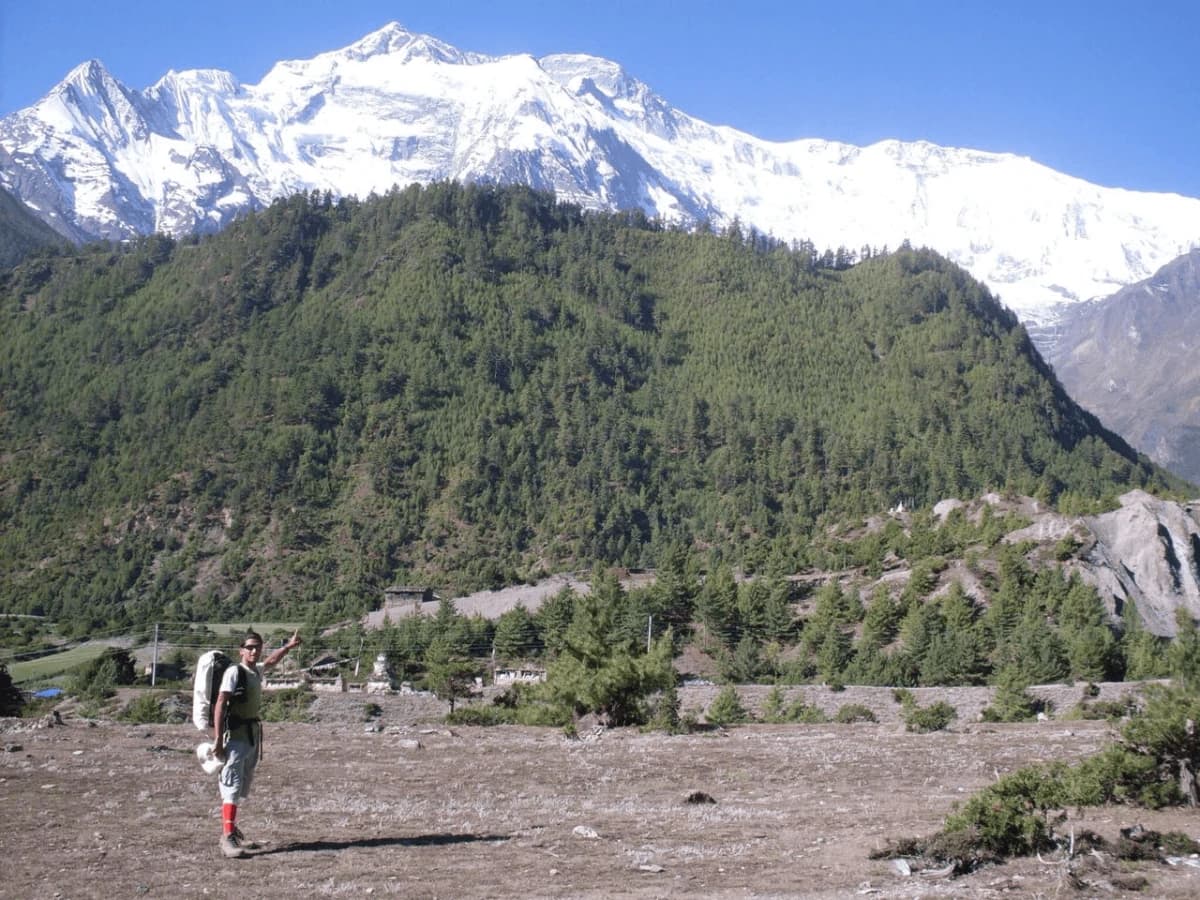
left=192, top=649, right=234, bottom=731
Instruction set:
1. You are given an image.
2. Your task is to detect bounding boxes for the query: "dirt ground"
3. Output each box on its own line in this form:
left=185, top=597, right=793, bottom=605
left=4, top=688, right=1200, bottom=899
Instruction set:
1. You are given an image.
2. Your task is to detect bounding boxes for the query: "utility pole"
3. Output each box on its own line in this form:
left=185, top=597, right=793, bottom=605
left=647, top=615, right=653, bottom=653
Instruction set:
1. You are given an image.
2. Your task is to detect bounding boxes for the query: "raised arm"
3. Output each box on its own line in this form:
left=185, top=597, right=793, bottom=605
left=264, top=630, right=302, bottom=668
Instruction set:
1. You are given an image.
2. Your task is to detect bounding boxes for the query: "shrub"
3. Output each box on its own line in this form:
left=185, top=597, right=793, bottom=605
left=1118, top=682, right=1200, bottom=803
left=760, top=686, right=827, bottom=724
left=902, top=700, right=957, bottom=733
left=942, top=764, right=1068, bottom=857
left=887, top=682, right=1200, bottom=873
left=760, top=685, right=788, bottom=723
left=260, top=686, right=314, bottom=723
left=834, top=704, right=876, bottom=723
left=1067, top=697, right=1138, bottom=721
left=445, top=689, right=571, bottom=727
left=706, top=685, right=750, bottom=726
left=643, top=680, right=684, bottom=733
left=117, top=691, right=179, bottom=724
left=892, top=688, right=914, bottom=706
left=981, top=668, right=1043, bottom=722
left=786, top=697, right=829, bottom=723
left=446, top=705, right=516, bottom=726
left=362, top=702, right=383, bottom=721
left=1064, top=745, right=1177, bottom=808
left=68, top=648, right=138, bottom=701
left=513, top=701, right=571, bottom=727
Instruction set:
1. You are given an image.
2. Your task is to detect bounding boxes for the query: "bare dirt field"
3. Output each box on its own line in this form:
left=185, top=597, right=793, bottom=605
left=4, top=687, right=1200, bottom=899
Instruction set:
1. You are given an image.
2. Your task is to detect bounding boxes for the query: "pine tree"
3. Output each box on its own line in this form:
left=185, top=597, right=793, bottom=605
left=493, top=604, right=538, bottom=662
left=543, top=592, right=674, bottom=725
left=423, top=636, right=477, bottom=713
left=533, top=587, right=576, bottom=659
left=706, top=684, right=750, bottom=725
left=696, top=563, right=738, bottom=647
left=1122, top=602, right=1169, bottom=680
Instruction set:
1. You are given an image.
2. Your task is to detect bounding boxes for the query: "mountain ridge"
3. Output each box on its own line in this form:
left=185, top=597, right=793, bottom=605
left=4, top=22, right=1200, bottom=325
left=1048, top=249, right=1200, bottom=484
left=0, top=183, right=1183, bottom=623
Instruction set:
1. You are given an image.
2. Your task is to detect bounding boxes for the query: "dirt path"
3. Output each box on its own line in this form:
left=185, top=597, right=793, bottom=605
left=4, top=698, right=1200, bottom=898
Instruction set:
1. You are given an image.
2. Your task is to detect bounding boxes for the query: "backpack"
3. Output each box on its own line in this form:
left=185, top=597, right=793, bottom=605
left=192, top=650, right=242, bottom=731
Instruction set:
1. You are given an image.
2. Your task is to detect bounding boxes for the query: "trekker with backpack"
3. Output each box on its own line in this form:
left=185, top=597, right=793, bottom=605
left=213, top=629, right=301, bottom=859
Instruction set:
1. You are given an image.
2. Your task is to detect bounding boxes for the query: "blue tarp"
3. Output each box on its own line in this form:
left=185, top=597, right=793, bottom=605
left=33, top=687, right=63, bottom=698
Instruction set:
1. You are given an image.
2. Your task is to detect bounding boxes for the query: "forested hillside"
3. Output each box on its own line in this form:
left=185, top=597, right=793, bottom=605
left=0, top=183, right=1185, bottom=629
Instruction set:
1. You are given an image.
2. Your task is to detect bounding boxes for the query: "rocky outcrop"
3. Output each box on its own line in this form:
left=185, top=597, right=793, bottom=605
left=1077, top=490, right=1200, bottom=636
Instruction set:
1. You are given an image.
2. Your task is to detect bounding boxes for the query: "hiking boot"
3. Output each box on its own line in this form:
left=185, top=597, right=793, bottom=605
left=231, top=827, right=260, bottom=850
left=219, top=833, right=246, bottom=859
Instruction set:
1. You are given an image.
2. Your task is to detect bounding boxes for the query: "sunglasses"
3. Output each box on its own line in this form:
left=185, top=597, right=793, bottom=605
left=242, top=643, right=263, bottom=651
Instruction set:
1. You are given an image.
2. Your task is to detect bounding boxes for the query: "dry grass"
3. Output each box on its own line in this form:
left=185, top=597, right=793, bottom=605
left=4, top=691, right=1200, bottom=898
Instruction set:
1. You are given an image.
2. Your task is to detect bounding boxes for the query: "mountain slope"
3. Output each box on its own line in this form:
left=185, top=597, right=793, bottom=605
left=3, top=22, right=1199, bottom=325
left=0, top=185, right=68, bottom=267
left=1048, top=249, right=1200, bottom=483
left=0, top=184, right=1183, bottom=625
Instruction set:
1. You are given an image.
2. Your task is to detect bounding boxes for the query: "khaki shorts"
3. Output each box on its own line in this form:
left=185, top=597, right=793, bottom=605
left=217, top=736, right=258, bottom=804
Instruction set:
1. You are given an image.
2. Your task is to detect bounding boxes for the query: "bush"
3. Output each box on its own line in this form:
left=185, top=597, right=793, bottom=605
left=68, top=648, right=138, bottom=701
left=1067, top=697, right=1138, bottom=721
left=886, top=682, right=1200, bottom=873
left=1065, top=745, right=1178, bottom=808
left=117, top=691, right=180, bottom=724
left=942, top=764, right=1068, bottom=857
left=643, top=680, right=684, bottom=733
left=760, top=686, right=827, bottom=724
left=260, top=686, right=315, bottom=723
left=1118, top=682, right=1200, bottom=803
left=981, top=668, right=1043, bottom=722
left=445, top=705, right=517, bottom=726
left=444, top=689, right=571, bottom=727
left=834, top=704, right=876, bottom=724
left=902, top=700, right=957, bottom=733
left=706, top=685, right=750, bottom=726
left=760, top=685, right=788, bottom=722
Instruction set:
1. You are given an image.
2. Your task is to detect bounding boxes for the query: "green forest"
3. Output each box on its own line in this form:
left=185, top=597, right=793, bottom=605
left=0, top=183, right=1188, bottom=636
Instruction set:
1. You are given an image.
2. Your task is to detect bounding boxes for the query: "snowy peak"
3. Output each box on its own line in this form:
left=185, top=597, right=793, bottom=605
left=42, top=58, right=152, bottom=144
left=339, top=22, right=476, bottom=65
left=3, top=24, right=1200, bottom=327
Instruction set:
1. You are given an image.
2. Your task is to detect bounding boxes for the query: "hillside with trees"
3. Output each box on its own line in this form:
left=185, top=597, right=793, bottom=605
left=0, top=183, right=1187, bottom=632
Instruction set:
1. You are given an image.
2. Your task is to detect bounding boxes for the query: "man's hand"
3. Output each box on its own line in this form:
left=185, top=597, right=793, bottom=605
left=287, top=630, right=302, bottom=650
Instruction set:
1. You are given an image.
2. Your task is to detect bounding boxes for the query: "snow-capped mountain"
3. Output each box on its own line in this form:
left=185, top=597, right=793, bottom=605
left=3, top=22, right=1200, bottom=327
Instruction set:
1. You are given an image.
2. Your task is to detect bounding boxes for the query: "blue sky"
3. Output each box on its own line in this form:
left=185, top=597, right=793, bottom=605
left=3, top=0, right=1197, bottom=198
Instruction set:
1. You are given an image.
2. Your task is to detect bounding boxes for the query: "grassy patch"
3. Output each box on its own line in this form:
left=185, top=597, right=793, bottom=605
left=9, top=643, right=112, bottom=683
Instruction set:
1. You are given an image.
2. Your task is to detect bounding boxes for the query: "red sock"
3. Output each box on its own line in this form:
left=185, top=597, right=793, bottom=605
left=222, top=803, right=238, bottom=837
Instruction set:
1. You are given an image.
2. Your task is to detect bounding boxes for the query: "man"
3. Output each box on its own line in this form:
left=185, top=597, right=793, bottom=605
left=213, top=629, right=301, bottom=859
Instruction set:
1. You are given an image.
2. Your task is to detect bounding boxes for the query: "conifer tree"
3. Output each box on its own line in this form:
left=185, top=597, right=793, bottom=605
left=543, top=591, right=674, bottom=725
left=493, top=604, right=538, bottom=661
left=1122, top=602, right=1170, bottom=680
